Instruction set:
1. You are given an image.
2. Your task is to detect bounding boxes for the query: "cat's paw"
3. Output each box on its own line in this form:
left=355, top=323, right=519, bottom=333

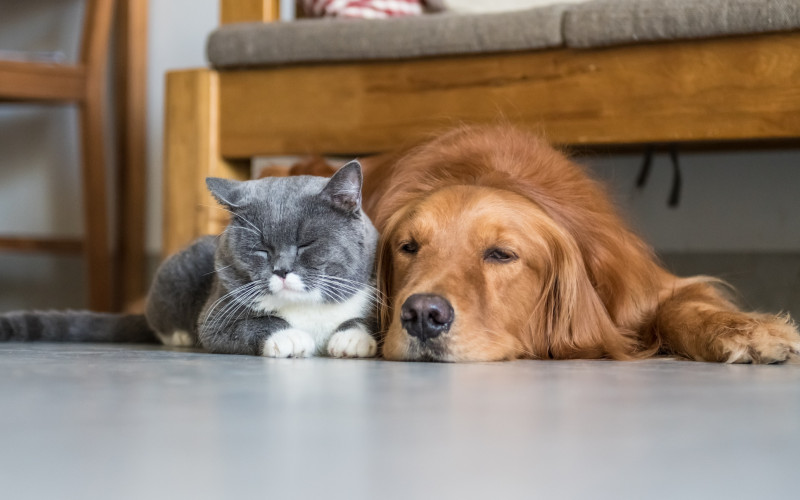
left=327, top=327, right=377, bottom=358
left=262, top=329, right=316, bottom=358
left=158, top=329, right=196, bottom=347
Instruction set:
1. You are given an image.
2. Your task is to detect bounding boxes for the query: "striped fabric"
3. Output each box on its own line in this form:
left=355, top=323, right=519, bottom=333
left=304, top=0, right=424, bottom=19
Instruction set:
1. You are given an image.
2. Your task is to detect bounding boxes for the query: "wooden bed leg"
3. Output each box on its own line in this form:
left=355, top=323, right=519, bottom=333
left=162, top=69, right=249, bottom=259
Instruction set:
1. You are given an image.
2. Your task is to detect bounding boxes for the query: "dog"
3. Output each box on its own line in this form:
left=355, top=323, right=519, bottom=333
left=285, top=125, right=800, bottom=363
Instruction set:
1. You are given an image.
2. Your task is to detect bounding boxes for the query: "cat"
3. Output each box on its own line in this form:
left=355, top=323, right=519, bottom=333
left=0, top=161, right=380, bottom=358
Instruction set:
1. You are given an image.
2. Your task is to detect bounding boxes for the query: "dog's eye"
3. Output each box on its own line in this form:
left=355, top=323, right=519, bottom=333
left=484, top=248, right=517, bottom=263
left=399, top=240, right=419, bottom=255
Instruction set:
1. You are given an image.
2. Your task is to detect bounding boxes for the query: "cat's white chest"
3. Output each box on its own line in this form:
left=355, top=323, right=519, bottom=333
left=254, top=288, right=371, bottom=345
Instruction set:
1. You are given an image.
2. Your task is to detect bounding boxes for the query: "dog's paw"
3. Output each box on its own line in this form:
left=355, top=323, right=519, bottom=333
left=719, top=315, right=800, bottom=364
left=327, top=327, right=377, bottom=358
left=262, top=329, right=316, bottom=358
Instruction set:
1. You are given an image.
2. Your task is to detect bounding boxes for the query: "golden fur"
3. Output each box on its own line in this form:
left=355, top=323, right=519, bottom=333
left=288, top=125, right=800, bottom=363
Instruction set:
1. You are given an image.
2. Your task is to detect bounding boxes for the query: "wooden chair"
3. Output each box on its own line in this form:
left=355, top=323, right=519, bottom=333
left=0, top=0, right=148, bottom=311
left=162, top=0, right=800, bottom=256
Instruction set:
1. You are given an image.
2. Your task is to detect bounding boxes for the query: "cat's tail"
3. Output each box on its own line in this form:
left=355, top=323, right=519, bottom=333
left=0, top=311, right=158, bottom=343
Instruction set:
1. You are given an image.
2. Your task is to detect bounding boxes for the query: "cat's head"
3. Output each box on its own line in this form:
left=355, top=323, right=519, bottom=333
left=206, top=161, right=378, bottom=308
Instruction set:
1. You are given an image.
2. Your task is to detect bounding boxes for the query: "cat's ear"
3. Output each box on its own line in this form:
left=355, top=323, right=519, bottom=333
left=320, top=160, right=363, bottom=213
left=206, top=177, right=243, bottom=210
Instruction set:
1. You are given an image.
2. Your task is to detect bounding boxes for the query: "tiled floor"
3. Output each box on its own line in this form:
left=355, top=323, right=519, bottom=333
left=1, top=343, right=798, bottom=500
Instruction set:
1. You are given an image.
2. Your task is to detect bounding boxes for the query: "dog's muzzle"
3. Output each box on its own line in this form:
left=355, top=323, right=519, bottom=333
left=400, top=293, right=454, bottom=341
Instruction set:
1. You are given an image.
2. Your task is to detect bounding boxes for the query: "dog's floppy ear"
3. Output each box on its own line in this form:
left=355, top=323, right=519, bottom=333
left=532, top=231, right=637, bottom=360
left=376, top=236, right=394, bottom=340
left=375, top=211, right=404, bottom=341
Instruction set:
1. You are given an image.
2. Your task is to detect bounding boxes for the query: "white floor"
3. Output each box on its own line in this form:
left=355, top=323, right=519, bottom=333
left=1, top=343, right=798, bottom=500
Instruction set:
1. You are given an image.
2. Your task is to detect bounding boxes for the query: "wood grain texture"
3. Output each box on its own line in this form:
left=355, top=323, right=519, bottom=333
left=0, top=237, right=83, bottom=254
left=0, top=61, right=86, bottom=101
left=163, top=69, right=250, bottom=258
left=79, top=0, right=116, bottom=311
left=218, top=32, right=800, bottom=157
left=115, top=0, right=149, bottom=308
left=221, top=0, right=280, bottom=24
left=0, top=0, right=118, bottom=311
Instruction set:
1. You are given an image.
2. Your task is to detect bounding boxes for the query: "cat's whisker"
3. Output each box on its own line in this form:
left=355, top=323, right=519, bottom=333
left=213, top=285, right=267, bottom=332
left=305, top=277, right=387, bottom=310
left=149, top=169, right=379, bottom=358
left=203, top=280, right=265, bottom=326
left=206, top=293, right=255, bottom=332
left=204, top=280, right=263, bottom=316
left=305, top=273, right=368, bottom=290
left=202, top=264, right=233, bottom=277
left=208, top=285, right=267, bottom=333
left=309, top=273, right=388, bottom=300
left=306, top=274, right=388, bottom=307
left=303, top=277, right=348, bottom=304
left=308, top=276, right=388, bottom=308
left=313, top=281, right=361, bottom=307
left=200, top=203, right=264, bottom=236
left=305, top=276, right=363, bottom=298
left=218, top=225, right=260, bottom=237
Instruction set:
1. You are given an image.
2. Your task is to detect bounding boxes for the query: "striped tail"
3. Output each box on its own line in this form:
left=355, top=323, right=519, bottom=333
left=0, top=310, right=158, bottom=343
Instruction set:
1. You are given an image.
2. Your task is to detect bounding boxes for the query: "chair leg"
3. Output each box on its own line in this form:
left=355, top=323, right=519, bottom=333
left=115, top=0, right=148, bottom=309
left=79, top=92, right=115, bottom=312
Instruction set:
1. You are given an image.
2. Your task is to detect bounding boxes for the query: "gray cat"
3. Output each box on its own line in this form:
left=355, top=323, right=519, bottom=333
left=0, top=161, right=380, bottom=358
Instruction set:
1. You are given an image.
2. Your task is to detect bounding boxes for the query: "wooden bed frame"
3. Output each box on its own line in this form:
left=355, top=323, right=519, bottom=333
left=162, top=0, right=800, bottom=256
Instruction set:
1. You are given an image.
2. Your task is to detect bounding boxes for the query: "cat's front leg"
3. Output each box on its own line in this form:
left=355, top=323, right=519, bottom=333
left=262, top=328, right=316, bottom=358
left=199, top=316, right=314, bottom=357
left=327, top=320, right=377, bottom=358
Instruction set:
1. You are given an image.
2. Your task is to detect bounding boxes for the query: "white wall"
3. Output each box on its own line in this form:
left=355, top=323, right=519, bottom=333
left=0, top=0, right=218, bottom=254
left=0, top=1, right=84, bottom=239
left=583, top=149, right=800, bottom=252
left=0, top=0, right=799, bottom=260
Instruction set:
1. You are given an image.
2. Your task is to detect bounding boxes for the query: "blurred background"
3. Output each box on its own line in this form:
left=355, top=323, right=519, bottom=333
left=1, top=0, right=799, bottom=316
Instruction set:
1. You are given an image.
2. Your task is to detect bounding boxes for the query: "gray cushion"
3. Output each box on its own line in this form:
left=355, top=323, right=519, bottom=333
left=207, top=7, right=566, bottom=68
left=564, top=0, right=800, bottom=48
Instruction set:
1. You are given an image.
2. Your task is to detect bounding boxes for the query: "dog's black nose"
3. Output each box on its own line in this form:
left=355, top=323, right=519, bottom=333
left=400, top=294, right=454, bottom=341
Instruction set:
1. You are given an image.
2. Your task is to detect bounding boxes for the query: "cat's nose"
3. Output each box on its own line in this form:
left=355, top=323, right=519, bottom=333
left=273, top=269, right=289, bottom=279
left=400, top=294, right=454, bottom=341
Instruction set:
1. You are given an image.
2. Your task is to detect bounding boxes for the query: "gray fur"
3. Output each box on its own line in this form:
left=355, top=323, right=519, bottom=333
left=0, top=311, right=154, bottom=343
left=184, top=160, right=378, bottom=355
left=0, top=162, right=379, bottom=357
left=145, top=235, right=217, bottom=343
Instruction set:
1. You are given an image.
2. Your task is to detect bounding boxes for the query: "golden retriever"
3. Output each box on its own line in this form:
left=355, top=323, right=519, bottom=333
left=286, top=125, right=800, bottom=363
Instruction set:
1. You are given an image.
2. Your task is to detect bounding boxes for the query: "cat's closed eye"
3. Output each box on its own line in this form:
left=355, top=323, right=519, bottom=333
left=297, top=241, right=315, bottom=251
left=253, top=250, right=270, bottom=260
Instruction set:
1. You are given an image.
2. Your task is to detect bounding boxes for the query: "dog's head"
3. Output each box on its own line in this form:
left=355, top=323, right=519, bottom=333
left=374, top=126, right=644, bottom=362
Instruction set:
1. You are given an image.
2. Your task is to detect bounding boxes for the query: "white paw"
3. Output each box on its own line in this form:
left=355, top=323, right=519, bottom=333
left=158, top=329, right=196, bottom=347
left=262, top=329, right=316, bottom=358
left=327, top=327, right=377, bottom=358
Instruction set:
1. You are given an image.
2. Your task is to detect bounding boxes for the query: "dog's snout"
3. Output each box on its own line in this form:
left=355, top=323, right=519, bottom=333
left=400, top=293, right=454, bottom=340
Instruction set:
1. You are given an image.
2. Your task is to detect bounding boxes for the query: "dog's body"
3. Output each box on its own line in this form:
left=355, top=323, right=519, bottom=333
left=289, top=125, right=800, bottom=363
